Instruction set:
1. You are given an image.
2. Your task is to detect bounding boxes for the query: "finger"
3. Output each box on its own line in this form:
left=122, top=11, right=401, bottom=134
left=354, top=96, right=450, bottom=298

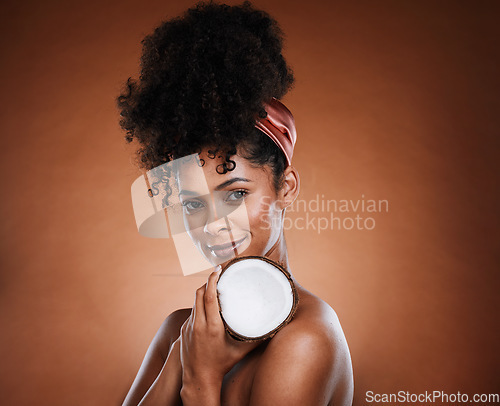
left=193, top=284, right=207, bottom=326
left=205, top=270, right=223, bottom=328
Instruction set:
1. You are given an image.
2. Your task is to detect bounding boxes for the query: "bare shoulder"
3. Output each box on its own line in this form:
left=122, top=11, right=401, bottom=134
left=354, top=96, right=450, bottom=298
left=271, top=288, right=352, bottom=378
left=156, top=307, right=192, bottom=358
left=249, top=288, right=354, bottom=406
left=122, top=307, right=192, bottom=405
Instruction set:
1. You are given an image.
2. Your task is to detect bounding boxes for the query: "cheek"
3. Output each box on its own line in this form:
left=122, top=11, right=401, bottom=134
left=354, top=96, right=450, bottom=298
left=182, top=211, right=209, bottom=244
left=186, top=226, right=201, bottom=241
left=182, top=194, right=281, bottom=241
left=183, top=213, right=204, bottom=234
left=245, top=195, right=281, bottom=233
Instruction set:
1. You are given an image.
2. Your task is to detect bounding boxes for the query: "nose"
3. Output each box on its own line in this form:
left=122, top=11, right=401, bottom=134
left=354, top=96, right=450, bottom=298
left=203, top=215, right=229, bottom=236
left=203, top=201, right=230, bottom=236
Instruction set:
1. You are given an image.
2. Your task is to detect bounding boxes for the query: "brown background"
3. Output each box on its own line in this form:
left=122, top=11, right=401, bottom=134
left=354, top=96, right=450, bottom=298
left=0, top=0, right=498, bottom=405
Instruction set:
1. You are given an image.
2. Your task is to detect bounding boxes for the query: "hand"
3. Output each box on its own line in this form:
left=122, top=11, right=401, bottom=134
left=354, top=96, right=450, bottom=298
left=179, top=268, right=261, bottom=388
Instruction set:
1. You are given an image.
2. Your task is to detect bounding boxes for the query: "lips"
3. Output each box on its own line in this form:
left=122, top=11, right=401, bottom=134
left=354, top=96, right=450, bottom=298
left=207, top=236, right=248, bottom=258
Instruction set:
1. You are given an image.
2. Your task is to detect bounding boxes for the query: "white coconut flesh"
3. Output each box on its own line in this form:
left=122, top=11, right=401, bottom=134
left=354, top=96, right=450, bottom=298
left=217, top=258, right=295, bottom=339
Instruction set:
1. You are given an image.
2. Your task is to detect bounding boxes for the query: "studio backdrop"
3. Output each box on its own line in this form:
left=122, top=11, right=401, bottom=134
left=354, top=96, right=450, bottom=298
left=0, top=0, right=498, bottom=405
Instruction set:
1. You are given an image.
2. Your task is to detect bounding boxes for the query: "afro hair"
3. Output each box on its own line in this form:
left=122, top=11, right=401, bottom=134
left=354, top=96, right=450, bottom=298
left=117, top=0, right=295, bottom=185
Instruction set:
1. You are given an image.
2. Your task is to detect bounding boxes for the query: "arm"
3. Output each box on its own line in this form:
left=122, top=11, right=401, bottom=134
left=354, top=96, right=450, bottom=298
left=178, top=271, right=353, bottom=406
left=179, top=270, right=260, bottom=406
left=122, top=309, right=190, bottom=406
left=135, top=338, right=183, bottom=406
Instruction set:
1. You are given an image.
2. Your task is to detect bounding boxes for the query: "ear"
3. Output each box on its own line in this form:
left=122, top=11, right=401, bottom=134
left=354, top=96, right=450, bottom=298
left=279, top=165, right=300, bottom=210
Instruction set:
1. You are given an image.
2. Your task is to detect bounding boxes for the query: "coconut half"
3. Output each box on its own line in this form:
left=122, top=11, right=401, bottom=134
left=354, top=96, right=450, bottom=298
left=216, top=256, right=299, bottom=341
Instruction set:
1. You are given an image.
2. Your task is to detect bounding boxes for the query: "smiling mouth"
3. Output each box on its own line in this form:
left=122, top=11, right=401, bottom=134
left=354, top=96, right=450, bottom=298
left=207, top=236, right=248, bottom=258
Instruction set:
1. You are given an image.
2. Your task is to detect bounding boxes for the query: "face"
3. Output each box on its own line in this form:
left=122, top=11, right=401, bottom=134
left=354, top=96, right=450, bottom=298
left=176, top=149, right=284, bottom=268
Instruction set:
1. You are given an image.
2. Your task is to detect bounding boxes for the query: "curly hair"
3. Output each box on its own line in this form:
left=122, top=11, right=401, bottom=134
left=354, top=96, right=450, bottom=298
left=117, top=0, right=295, bottom=191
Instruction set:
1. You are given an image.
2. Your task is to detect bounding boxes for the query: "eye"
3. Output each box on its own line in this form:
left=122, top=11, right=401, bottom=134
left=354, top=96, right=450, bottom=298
left=181, top=199, right=205, bottom=214
left=225, top=190, right=248, bottom=203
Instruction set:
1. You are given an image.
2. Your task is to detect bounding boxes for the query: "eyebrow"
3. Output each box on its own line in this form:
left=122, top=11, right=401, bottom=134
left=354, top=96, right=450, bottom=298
left=178, top=177, right=251, bottom=196
left=178, top=190, right=198, bottom=196
left=215, top=177, right=251, bottom=191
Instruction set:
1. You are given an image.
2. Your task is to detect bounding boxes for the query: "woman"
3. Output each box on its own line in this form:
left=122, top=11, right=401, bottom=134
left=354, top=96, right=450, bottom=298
left=118, top=2, right=353, bottom=405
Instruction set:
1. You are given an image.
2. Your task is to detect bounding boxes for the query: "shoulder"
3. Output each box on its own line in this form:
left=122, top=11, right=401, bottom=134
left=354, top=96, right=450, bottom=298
left=274, top=288, right=349, bottom=350
left=121, top=307, right=192, bottom=405
left=266, top=292, right=351, bottom=376
left=249, top=289, right=353, bottom=405
left=155, top=307, right=192, bottom=360
left=160, top=307, right=192, bottom=336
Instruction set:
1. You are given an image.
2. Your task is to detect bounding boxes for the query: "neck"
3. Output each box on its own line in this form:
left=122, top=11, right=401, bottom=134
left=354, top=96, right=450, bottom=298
left=265, top=231, right=303, bottom=293
left=265, top=229, right=288, bottom=266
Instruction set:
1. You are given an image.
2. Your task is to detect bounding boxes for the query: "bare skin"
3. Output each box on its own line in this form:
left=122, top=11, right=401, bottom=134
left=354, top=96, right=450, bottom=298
left=122, top=150, right=354, bottom=406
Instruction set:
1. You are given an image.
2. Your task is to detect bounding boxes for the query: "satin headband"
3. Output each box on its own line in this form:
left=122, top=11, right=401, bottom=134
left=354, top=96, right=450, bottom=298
left=254, top=97, right=296, bottom=166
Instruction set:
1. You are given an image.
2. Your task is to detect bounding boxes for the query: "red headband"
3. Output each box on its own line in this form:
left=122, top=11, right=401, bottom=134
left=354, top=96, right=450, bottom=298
left=254, top=97, right=297, bottom=166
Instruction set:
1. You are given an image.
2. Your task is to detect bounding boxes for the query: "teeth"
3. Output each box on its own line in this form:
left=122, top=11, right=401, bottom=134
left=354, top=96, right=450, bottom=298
left=211, top=244, right=239, bottom=257
left=209, top=237, right=245, bottom=255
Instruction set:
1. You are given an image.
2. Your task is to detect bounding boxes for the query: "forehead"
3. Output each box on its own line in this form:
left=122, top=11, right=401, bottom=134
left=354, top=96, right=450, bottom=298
left=176, top=150, right=271, bottom=190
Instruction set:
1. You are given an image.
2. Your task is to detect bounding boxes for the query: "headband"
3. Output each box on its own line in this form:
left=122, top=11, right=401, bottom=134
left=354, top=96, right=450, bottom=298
left=254, top=97, right=297, bottom=166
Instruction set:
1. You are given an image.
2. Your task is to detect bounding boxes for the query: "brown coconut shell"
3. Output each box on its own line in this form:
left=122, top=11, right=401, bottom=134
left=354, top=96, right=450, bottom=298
left=216, top=255, right=299, bottom=342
